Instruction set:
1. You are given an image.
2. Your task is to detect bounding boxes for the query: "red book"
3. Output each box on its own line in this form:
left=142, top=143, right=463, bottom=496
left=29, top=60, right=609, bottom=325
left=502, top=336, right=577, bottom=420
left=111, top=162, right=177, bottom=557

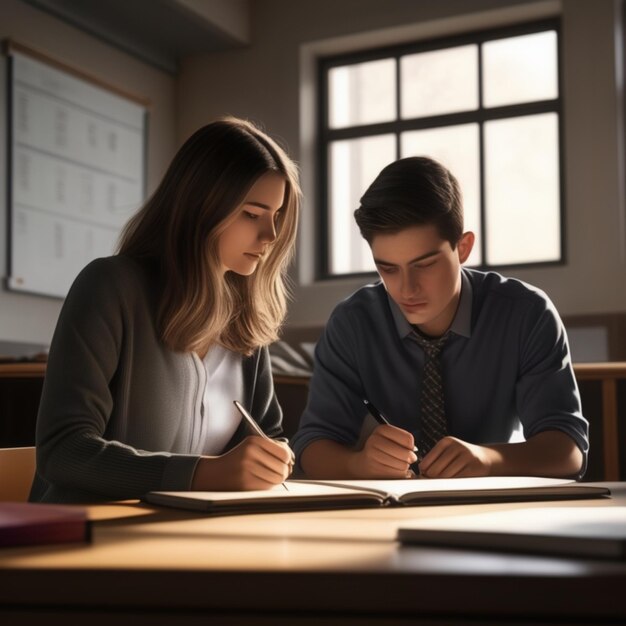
left=0, top=502, right=91, bottom=548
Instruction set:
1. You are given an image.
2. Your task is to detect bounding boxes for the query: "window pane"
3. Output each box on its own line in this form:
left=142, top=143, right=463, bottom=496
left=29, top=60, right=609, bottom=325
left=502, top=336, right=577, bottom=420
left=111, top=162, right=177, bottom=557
left=329, top=59, right=396, bottom=129
left=400, top=45, right=478, bottom=119
left=484, top=113, right=560, bottom=265
left=401, top=124, right=482, bottom=266
left=329, top=135, right=397, bottom=274
left=483, top=31, right=558, bottom=107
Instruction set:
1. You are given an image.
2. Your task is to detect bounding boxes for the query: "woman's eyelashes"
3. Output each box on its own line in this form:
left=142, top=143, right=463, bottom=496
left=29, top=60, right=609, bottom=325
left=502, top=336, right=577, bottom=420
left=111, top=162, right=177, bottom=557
left=243, top=209, right=282, bottom=223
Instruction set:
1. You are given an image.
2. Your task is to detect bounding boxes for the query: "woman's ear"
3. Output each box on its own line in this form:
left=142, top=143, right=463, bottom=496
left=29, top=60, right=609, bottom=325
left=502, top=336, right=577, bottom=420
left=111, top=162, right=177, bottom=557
left=457, top=231, right=475, bottom=264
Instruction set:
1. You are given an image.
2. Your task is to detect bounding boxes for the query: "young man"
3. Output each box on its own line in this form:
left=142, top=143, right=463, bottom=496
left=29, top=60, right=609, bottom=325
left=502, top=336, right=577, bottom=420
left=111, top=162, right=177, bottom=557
left=291, top=157, right=588, bottom=480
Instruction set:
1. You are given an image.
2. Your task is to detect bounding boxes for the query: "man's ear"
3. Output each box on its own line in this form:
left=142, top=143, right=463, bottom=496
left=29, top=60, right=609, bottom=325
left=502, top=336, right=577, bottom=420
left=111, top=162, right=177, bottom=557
left=457, top=231, right=475, bottom=264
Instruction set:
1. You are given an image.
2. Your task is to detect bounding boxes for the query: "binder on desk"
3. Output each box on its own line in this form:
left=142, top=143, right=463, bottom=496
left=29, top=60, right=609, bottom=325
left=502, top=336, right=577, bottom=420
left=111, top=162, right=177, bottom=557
left=397, top=505, right=626, bottom=560
left=0, top=503, right=91, bottom=548
left=144, top=476, right=610, bottom=515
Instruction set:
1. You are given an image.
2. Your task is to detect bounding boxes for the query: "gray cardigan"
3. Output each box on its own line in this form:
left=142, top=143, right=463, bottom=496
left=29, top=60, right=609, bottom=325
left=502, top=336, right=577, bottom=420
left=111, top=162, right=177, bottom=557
left=29, top=256, right=283, bottom=503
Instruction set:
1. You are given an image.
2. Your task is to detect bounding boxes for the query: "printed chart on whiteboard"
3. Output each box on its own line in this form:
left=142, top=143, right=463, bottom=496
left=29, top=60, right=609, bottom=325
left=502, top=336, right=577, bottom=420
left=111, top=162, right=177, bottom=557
left=7, top=50, right=146, bottom=298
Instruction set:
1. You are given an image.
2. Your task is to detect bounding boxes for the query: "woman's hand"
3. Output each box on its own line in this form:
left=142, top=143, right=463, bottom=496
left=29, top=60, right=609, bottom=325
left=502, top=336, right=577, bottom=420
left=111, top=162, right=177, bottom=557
left=191, top=437, right=294, bottom=491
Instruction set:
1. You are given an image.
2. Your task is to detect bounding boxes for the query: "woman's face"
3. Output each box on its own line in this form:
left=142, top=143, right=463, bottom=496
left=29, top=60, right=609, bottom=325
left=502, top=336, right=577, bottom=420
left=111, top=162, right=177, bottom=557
left=218, top=171, right=286, bottom=276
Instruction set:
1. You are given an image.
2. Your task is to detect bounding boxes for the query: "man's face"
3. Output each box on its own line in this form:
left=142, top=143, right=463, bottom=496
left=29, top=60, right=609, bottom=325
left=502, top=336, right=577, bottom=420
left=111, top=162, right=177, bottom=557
left=370, top=225, right=474, bottom=337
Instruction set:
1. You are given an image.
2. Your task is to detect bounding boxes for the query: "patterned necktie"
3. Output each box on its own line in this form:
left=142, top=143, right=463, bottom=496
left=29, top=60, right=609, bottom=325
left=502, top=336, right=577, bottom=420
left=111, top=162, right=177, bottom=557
left=412, top=330, right=450, bottom=455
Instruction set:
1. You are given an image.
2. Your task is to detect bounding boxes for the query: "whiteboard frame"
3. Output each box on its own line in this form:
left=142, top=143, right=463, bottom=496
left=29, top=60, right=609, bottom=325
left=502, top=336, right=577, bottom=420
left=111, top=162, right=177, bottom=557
left=4, top=40, right=148, bottom=299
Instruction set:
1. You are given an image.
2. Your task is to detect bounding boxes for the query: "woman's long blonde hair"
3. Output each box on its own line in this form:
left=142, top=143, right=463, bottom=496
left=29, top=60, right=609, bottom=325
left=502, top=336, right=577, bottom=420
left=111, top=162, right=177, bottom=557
left=117, top=117, right=301, bottom=355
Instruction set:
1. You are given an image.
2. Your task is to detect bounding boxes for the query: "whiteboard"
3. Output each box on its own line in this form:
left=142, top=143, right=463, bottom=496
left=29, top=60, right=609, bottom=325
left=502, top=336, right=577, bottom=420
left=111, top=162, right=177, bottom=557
left=7, top=50, right=146, bottom=298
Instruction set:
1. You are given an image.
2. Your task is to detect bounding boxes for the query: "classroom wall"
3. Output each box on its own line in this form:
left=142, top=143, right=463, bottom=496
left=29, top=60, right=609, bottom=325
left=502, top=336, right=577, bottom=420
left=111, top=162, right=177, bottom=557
left=179, top=0, right=626, bottom=328
left=0, top=0, right=624, bottom=345
left=0, top=0, right=178, bottom=346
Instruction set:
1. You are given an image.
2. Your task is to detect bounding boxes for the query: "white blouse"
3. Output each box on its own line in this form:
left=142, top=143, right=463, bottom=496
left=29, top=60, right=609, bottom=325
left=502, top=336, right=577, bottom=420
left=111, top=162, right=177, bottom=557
left=190, top=345, right=243, bottom=455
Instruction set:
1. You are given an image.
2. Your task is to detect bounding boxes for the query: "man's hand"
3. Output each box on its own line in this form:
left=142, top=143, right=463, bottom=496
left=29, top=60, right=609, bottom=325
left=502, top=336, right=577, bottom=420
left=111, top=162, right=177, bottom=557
left=349, top=424, right=418, bottom=479
left=418, top=436, right=494, bottom=478
left=191, top=437, right=293, bottom=491
left=418, top=430, right=583, bottom=479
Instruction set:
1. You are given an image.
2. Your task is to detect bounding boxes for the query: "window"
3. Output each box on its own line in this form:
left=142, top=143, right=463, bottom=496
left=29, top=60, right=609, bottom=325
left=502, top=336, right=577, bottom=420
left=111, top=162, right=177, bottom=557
left=318, top=20, right=563, bottom=278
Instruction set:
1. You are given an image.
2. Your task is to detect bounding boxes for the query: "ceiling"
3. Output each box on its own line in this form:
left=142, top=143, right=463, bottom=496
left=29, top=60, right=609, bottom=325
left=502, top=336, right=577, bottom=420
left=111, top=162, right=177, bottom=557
left=20, top=0, right=249, bottom=74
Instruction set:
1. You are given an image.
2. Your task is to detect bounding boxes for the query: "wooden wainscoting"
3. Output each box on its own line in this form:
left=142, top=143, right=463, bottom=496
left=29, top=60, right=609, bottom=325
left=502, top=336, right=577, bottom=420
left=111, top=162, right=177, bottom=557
left=275, top=366, right=626, bottom=482
left=1, top=362, right=624, bottom=481
left=0, top=362, right=46, bottom=448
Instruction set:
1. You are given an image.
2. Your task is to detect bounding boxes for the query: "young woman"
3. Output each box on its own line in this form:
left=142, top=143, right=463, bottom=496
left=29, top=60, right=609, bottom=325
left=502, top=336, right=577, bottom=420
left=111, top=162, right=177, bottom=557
left=30, top=117, right=301, bottom=503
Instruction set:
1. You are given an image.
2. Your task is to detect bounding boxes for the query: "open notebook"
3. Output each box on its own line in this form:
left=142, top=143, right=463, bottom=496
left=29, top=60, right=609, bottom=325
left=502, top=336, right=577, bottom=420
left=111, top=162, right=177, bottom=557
left=143, top=476, right=610, bottom=515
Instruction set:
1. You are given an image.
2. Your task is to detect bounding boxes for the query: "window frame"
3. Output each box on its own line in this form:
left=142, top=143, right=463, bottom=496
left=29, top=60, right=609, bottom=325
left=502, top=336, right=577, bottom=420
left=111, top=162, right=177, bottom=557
left=316, top=18, right=565, bottom=281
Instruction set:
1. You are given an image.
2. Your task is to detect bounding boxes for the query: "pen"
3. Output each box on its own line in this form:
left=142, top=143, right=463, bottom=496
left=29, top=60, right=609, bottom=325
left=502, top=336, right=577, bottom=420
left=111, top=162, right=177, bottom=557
left=233, top=400, right=292, bottom=490
left=362, top=398, right=420, bottom=456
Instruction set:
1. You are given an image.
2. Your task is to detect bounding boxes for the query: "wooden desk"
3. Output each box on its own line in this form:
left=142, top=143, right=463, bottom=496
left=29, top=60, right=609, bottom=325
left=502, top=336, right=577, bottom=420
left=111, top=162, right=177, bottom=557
left=0, top=483, right=625, bottom=625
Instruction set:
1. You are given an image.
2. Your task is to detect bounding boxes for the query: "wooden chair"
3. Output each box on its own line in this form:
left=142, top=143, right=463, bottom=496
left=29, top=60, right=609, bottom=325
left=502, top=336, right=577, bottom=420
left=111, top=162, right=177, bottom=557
left=0, top=446, right=36, bottom=502
left=574, top=363, right=626, bottom=481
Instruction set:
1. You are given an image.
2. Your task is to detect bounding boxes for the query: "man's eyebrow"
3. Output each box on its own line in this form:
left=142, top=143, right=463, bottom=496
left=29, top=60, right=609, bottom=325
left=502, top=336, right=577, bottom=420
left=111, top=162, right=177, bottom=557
left=373, top=250, right=441, bottom=266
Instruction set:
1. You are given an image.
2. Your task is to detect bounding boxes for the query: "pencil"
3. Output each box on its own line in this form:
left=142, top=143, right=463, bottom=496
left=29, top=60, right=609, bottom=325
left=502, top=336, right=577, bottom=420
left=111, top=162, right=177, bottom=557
left=233, top=400, right=292, bottom=490
left=363, top=398, right=420, bottom=455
